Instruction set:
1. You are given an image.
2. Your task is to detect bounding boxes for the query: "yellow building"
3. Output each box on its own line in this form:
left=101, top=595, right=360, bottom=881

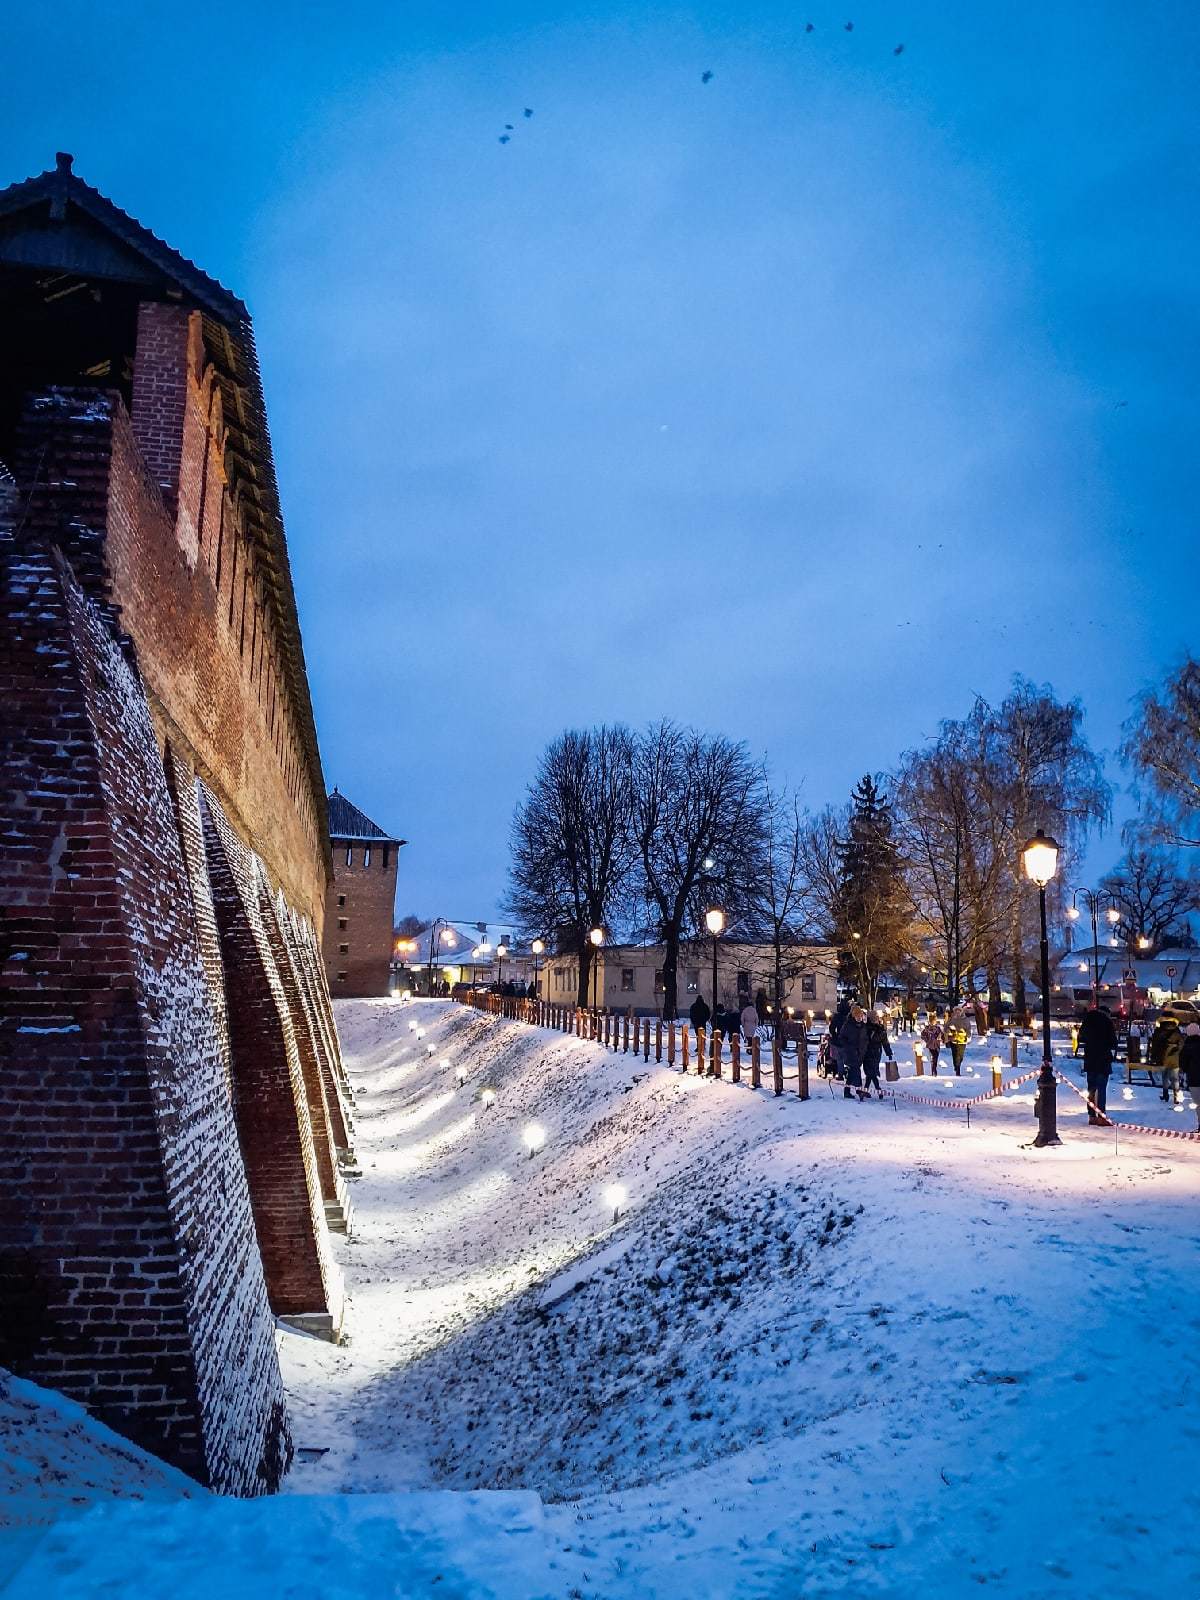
left=542, top=941, right=838, bottom=1018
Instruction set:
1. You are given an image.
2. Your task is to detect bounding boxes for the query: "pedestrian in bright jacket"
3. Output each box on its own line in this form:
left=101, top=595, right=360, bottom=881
left=1077, top=1004, right=1118, bottom=1120
left=921, top=1017, right=943, bottom=1075
left=862, top=1012, right=894, bottom=1096
left=944, top=1012, right=969, bottom=1075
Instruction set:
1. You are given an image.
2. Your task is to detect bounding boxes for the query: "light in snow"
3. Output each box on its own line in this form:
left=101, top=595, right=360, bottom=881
left=522, top=1122, right=546, bottom=1158
left=605, top=1183, right=628, bottom=1220
left=480, top=1088, right=496, bottom=1109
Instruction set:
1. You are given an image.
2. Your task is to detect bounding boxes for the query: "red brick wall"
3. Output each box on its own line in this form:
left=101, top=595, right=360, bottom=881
left=323, top=842, right=399, bottom=997
left=0, top=539, right=290, bottom=1493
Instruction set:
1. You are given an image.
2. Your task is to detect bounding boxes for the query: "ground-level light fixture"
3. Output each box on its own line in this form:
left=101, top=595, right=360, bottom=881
left=480, top=1088, right=496, bottom=1110
left=605, top=1183, right=628, bottom=1222
left=439, top=1056, right=450, bottom=1071
left=523, top=1122, right=546, bottom=1159
left=408, top=1021, right=418, bottom=1033
left=455, top=1064, right=468, bottom=1086
left=989, top=1053, right=1003, bottom=1091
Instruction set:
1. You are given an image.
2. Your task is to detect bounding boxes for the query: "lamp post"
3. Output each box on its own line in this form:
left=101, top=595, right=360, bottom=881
left=589, top=926, right=605, bottom=1014
left=1022, top=828, right=1061, bottom=1148
left=1065, top=889, right=1120, bottom=1005
left=496, top=941, right=508, bottom=989
left=531, top=938, right=545, bottom=998
left=426, top=918, right=453, bottom=996
left=705, top=906, right=726, bottom=1016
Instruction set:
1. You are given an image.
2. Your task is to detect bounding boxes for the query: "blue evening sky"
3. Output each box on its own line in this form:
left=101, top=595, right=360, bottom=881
left=4, top=2, right=1196, bottom=927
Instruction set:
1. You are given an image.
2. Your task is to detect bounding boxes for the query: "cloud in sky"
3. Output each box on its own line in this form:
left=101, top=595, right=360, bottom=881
left=3, top=2, right=1196, bottom=922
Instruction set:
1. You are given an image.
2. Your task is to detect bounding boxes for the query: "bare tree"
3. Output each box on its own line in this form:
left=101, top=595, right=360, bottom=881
left=1122, top=658, right=1200, bottom=849
left=506, top=725, right=635, bottom=1006
left=1099, top=848, right=1200, bottom=951
left=744, top=787, right=834, bottom=1020
left=630, top=722, right=768, bottom=1019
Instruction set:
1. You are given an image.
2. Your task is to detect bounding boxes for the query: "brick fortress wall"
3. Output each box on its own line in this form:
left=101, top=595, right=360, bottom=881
left=0, top=306, right=353, bottom=1487
left=324, top=841, right=399, bottom=998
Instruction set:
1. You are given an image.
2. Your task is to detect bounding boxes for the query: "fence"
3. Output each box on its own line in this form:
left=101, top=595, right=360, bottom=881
left=459, top=989, right=809, bottom=1098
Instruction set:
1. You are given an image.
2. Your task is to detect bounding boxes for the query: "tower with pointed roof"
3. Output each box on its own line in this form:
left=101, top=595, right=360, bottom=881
left=0, top=155, right=354, bottom=1491
left=324, top=788, right=405, bottom=996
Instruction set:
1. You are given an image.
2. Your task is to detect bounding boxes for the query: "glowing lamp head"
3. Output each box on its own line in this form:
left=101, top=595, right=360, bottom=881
left=702, top=857, right=715, bottom=871
left=416, top=1028, right=425, bottom=1039
left=1066, top=905, right=1081, bottom=922
left=427, top=1042, right=436, bottom=1056
left=589, top=927, right=605, bottom=948
left=1106, top=906, right=1121, bottom=925
left=439, top=1056, right=450, bottom=1071
left=851, top=931, right=861, bottom=941
left=522, top=1122, right=546, bottom=1156
left=531, top=938, right=545, bottom=955
left=604, top=1183, right=628, bottom=1214
left=1138, top=935, right=1152, bottom=950
left=480, top=1088, right=496, bottom=1108
left=704, top=907, right=725, bottom=936
left=1021, top=829, right=1060, bottom=888
left=408, top=1021, right=418, bottom=1033
left=496, top=943, right=508, bottom=958
left=455, top=1064, right=467, bottom=1084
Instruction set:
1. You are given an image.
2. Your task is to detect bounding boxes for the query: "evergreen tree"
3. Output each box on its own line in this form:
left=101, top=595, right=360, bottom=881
left=834, top=776, right=911, bottom=1006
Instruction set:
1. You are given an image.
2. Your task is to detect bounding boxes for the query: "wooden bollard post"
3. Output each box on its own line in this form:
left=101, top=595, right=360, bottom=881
left=798, top=1039, right=810, bottom=1101
left=1010, top=1032, right=1019, bottom=1071
left=655, top=1019, right=662, bottom=1063
left=711, top=1029, right=721, bottom=1078
left=772, top=1034, right=784, bottom=1097
left=623, top=1012, right=630, bottom=1053
left=751, top=1036, right=761, bottom=1088
left=668, top=1020, right=676, bottom=1066
left=681, top=1024, right=689, bottom=1071
left=731, top=1034, right=741, bottom=1083
left=695, top=1026, right=704, bottom=1073
left=631, top=1017, right=639, bottom=1057
left=643, top=1020, right=651, bottom=1062
left=603, top=1012, right=610, bottom=1047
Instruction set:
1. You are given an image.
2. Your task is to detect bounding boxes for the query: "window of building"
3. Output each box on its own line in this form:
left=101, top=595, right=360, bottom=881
left=653, top=969, right=664, bottom=994
left=737, top=970, right=751, bottom=996
left=621, top=968, right=636, bottom=992
left=801, top=973, right=816, bottom=1000
left=336, top=971, right=347, bottom=982
left=345, top=847, right=353, bottom=867
left=686, top=969, right=700, bottom=993
left=338, top=943, right=349, bottom=955
left=337, top=918, right=348, bottom=930
left=382, top=845, right=391, bottom=869
left=363, top=847, right=371, bottom=868
left=337, top=895, right=345, bottom=907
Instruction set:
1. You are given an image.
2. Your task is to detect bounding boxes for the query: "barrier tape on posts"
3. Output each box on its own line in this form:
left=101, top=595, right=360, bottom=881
left=889, top=1068, right=1042, bottom=1114
left=1054, top=1070, right=1200, bottom=1143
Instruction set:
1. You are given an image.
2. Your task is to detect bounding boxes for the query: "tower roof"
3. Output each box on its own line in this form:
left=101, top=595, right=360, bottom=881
left=327, top=788, right=400, bottom=843
left=0, top=153, right=329, bottom=854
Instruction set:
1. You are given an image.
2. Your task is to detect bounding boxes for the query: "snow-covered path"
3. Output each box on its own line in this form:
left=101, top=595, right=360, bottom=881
left=280, top=999, right=1200, bottom=1598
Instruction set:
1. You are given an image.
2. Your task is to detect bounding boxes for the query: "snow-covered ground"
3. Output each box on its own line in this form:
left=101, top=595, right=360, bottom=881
left=274, top=998, right=1200, bottom=1597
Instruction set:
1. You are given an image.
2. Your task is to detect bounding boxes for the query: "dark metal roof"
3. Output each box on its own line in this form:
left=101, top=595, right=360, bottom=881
left=327, top=788, right=400, bottom=843
left=0, top=154, right=330, bottom=858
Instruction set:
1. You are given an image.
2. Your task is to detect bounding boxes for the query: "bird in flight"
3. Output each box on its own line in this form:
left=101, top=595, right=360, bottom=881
left=504, top=123, right=514, bottom=130
left=524, top=108, right=534, bottom=118
left=499, top=135, right=511, bottom=144
left=894, top=43, right=905, bottom=55
left=805, top=21, right=815, bottom=30
left=845, top=20, right=854, bottom=31
left=701, top=69, right=714, bottom=83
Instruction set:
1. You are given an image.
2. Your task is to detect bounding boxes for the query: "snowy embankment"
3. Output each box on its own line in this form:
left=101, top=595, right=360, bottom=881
left=277, top=999, right=1200, bottom=1598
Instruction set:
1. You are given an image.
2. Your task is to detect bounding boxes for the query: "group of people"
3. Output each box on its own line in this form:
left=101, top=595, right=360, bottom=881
left=687, top=989, right=773, bottom=1047
left=1146, top=1011, right=1200, bottom=1128
left=822, top=998, right=895, bottom=1100
left=917, top=1012, right=971, bottom=1076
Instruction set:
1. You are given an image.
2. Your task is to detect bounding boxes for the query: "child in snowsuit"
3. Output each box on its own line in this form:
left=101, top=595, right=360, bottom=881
left=921, top=1016, right=943, bottom=1075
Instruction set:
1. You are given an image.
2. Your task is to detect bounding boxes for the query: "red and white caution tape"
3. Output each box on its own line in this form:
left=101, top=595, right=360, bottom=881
left=889, top=1068, right=1041, bottom=1113
left=1054, top=1070, right=1200, bottom=1143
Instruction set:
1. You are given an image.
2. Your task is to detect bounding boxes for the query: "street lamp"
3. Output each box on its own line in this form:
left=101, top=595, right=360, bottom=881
left=531, top=938, right=545, bottom=998
left=1022, top=828, right=1061, bottom=1148
left=705, top=906, right=726, bottom=1015
left=589, top=927, right=605, bottom=1013
left=1065, top=889, right=1120, bottom=1004
left=426, top=918, right=458, bottom=997
left=496, top=941, right=508, bottom=989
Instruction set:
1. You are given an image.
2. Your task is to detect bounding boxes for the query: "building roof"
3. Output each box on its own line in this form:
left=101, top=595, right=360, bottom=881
left=327, top=788, right=399, bottom=843
left=0, top=154, right=329, bottom=856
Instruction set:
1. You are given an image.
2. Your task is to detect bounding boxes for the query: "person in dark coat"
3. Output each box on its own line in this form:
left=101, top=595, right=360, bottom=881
left=862, top=1010, right=894, bottom=1098
left=1077, top=1002, right=1118, bottom=1122
left=839, top=1003, right=870, bottom=1100
left=1149, top=1014, right=1183, bottom=1102
left=1180, top=1023, right=1200, bottom=1131
left=689, top=994, right=711, bottom=1035
left=829, top=995, right=853, bottom=1080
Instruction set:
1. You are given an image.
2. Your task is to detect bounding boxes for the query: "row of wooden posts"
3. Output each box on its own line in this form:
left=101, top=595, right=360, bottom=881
left=461, top=989, right=809, bottom=1099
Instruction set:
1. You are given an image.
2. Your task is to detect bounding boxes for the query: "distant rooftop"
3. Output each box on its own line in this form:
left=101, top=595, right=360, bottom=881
left=327, top=787, right=400, bottom=843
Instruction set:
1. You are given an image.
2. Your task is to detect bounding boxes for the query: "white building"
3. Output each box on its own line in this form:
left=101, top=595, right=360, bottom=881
left=542, top=941, right=838, bottom=1018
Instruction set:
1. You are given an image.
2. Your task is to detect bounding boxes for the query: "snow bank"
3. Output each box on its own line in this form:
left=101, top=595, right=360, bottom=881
left=276, top=999, right=1200, bottom=1597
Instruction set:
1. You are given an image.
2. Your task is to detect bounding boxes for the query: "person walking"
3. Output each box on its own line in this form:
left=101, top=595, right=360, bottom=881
left=739, top=999, right=760, bottom=1042
left=1077, top=1001, right=1118, bottom=1124
left=1181, top=1023, right=1200, bottom=1131
left=945, top=1012, right=969, bottom=1076
left=902, top=994, right=918, bottom=1034
left=1149, top=1013, right=1183, bottom=1103
left=689, top=992, right=711, bottom=1042
left=921, top=1014, right=944, bottom=1075
left=839, top=1002, right=870, bottom=1101
left=829, top=994, right=853, bottom=1081
left=863, top=1009, right=894, bottom=1098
